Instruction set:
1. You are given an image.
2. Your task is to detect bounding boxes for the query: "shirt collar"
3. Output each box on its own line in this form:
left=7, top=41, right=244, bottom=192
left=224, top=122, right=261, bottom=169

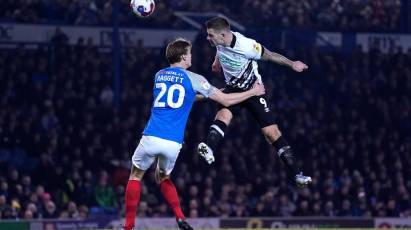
left=229, top=33, right=236, bottom=48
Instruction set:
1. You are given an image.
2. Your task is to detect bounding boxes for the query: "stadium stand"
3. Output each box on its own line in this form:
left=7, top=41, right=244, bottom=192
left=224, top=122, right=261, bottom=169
left=0, top=30, right=410, bottom=219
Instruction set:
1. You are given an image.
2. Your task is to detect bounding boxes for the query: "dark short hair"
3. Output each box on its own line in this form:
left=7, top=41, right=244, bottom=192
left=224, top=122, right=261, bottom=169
left=205, top=17, right=230, bottom=31
left=165, top=38, right=192, bottom=64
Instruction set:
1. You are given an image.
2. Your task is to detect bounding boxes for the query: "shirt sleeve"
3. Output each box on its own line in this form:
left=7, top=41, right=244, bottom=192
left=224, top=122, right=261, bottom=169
left=241, top=37, right=264, bottom=60
left=186, top=71, right=217, bottom=98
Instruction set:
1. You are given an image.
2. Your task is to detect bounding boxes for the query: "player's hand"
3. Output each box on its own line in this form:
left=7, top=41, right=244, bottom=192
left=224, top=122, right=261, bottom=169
left=251, top=81, right=265, bottom=96
left=291, top=61, right=308, bottom=72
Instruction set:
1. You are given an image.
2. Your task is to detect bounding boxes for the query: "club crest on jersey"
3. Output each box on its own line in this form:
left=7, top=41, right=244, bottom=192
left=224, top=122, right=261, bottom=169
left=253, top=43, right=262, bottom=54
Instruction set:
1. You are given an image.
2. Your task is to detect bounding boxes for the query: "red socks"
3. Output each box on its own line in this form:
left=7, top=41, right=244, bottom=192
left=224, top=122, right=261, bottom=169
left=124, top=178, right=184, bottom=230
left=160, top=179, right=185, bottom=220
left=124, top=180, right=141, bottom=230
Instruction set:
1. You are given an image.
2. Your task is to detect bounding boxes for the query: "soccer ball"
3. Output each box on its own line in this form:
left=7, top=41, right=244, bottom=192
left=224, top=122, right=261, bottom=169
left=131, top=0, right=155, bottom=18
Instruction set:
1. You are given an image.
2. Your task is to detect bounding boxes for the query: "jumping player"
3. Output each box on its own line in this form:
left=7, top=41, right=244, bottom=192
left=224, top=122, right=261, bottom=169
left=197, top=17, right=312, bottom=187
left=123, top=38, right=265, bottom=230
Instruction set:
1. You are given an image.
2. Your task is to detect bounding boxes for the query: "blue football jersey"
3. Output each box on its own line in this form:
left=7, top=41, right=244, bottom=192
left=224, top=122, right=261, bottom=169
left=143, top=67, right=216, bottom=143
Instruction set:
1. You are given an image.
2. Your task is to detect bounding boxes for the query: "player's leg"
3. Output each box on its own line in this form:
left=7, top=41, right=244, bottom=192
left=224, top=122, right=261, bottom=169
left=156, top=138, right=193, bottom=230
left=156, top=164, right=186, bottom=222
left=208, top=108, right=233, bottom=150
left=263, top=125, right=311, bottom=186
left=123, top=136, right=156, bottom=230
left=198, top=100, right=244, bottom=164
left=199, top=108, right=232, bottom=154
left=246, top=96, right=311, bottom=187
left=124, top=166, right=145, bottom=230
left=198, top=87, right=241, bottom=161
left=262, top=125, right=300, bottom=174
left=156, top=169, right=193, bottom=230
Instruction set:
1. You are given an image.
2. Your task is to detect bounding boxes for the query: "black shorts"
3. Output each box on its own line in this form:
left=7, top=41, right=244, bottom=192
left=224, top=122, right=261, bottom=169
left=218, top=86, right=276, bottom=128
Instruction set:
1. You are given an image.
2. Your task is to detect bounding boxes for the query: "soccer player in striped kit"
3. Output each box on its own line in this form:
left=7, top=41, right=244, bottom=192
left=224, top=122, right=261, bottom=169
left=198, top=17, right=312, bottom=187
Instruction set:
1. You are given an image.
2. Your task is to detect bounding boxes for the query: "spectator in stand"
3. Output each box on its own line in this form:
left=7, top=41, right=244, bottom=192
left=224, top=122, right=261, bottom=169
left=94, top=172, right=117, bottom=208
left=0, top=0, right=403, bottom=31
left=0, top=30, right=410, bottom=219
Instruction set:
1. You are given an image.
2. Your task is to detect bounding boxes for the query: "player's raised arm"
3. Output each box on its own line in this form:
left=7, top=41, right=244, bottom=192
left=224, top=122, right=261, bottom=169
left=235, top=31, right=308, bottom=73
left=261, top=47, right=308, bottom=72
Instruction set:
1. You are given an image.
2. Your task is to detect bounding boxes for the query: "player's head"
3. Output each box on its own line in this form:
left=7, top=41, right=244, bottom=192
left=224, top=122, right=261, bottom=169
left=205, top=17, right=231, bottom=47
left=166, top=38, right=192, bottom=68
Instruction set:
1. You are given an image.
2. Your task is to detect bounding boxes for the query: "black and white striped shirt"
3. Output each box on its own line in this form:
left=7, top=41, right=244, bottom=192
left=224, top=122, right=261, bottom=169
left=216, top=31, right=264, bottom=91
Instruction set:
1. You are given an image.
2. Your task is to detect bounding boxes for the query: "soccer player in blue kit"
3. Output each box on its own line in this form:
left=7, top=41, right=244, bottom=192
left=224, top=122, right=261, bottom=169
left=122, top=38, right=265, bottom=230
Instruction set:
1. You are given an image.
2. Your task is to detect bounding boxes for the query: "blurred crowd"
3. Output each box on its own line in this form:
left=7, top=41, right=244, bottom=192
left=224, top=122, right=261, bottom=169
left=0, top=0, right=403, bottom=31
left=0, top=27, right=410, bottom=220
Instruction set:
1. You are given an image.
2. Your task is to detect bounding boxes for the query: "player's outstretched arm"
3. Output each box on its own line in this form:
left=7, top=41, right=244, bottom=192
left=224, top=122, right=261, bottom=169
left=209, top=82, right=265, bottom=107
left=261, top=48, right=308, bottom=72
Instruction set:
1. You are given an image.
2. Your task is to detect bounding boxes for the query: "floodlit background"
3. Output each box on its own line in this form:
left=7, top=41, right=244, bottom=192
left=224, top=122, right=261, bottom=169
left=0, top=0, right=410, bottom=229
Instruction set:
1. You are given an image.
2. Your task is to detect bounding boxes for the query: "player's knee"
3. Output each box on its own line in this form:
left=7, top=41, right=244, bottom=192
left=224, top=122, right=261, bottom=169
left=155, top=169, right=169, bottom=184
left=262, top=125, right=282, bottom=144
left=215, top=108, right=232, bottom=125
left=130, top=165, right=145, bottom=181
